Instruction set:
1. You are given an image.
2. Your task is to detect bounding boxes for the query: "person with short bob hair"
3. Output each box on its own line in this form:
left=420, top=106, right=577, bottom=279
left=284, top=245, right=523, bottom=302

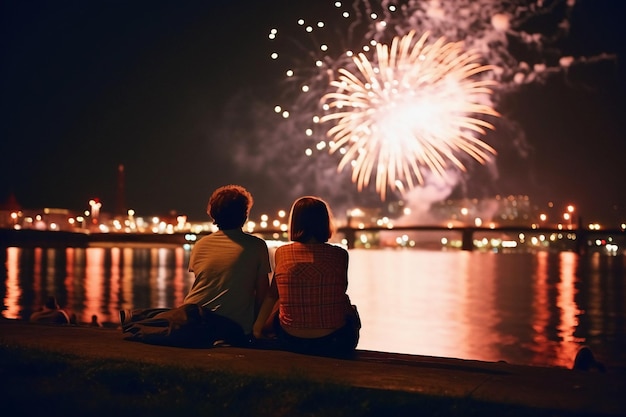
left=253, top=196, right=360, bottom=358
left=288, top=196, right=335, bottom=243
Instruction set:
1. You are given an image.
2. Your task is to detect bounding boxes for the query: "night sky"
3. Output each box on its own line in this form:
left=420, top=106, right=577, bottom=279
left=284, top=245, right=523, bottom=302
left=2, top=0, right=625, bottom=225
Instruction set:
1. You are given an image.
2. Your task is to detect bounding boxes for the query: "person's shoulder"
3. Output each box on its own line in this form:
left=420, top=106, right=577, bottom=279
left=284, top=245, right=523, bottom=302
left=274, top=242, right=287, bottom=253
left=326, top=243, right=349, bottom=259
left=241, top=231, right=271, bottom=248
left=274, top=242, right=293, bottom=255
left=326, top=243, right=347, bottom=253
left=242, top=231, right=266, bottom=242
left=192, top=232, right=215, bottom=246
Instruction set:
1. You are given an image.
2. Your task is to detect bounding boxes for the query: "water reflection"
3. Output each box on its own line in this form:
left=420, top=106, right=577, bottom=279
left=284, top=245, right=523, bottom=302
left=4, top=247, right=20, bottom=318
left=347, top=250, right=505, bottom=362
left=2, top=246, right=625, bottom=369
left=2, top=246, right=195, bottom=324
left=344, top=249, right=625, bottom=368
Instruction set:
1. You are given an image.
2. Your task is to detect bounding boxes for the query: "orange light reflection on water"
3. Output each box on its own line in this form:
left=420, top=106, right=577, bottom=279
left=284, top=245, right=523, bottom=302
left=108, top=248, right=121, bottom=323
left=555, top=252, right=585, bottom=367
left=347, top=250, right=503, bottom=360
left=149, top=249, right=158, bottom=307
left=531, top=251, right=551, bottom=358
left=347, top=249, right=593, bottom=366
left=33, top=248, right=42, bottom=307
left=4, top=248, right=21, bottom=318
left=85, top=248, right=105, bottom=324
left=173, top=247, right=186, bottom=306
left=44, top=248, right=57, bottom=301
left=121, top=247, right=134, bottom=311
left=154, top=248, right=170, bottom=307
left=65, top=248, right=76, bottom=318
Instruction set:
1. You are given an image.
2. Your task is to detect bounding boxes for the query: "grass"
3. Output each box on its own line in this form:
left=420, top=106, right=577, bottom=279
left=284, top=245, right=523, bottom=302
left=0, top=342, right=601, bottom=417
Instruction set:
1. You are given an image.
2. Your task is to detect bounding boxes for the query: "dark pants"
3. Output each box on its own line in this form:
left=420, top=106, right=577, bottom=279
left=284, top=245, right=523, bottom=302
left=275, top=310, right=360, bottom=358
left=121, top=304, right=248, bottom=347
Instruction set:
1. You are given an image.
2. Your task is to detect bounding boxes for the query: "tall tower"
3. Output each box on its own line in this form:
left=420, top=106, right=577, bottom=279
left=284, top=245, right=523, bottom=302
left=116, top=164, right=126, bottom=217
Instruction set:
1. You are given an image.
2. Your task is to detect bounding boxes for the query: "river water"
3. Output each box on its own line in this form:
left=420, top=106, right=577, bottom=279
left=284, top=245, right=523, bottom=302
left=2, top=245, right=624, bottom=370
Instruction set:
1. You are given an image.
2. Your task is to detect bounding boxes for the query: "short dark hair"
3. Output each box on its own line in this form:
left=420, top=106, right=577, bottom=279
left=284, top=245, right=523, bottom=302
left=207, top=185, right=253, bottom=229
left=289, top=196, right=335, bottom=243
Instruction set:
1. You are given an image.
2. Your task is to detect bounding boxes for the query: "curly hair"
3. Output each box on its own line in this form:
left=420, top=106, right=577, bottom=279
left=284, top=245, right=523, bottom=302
left=207, top=185, right=253, bottom=229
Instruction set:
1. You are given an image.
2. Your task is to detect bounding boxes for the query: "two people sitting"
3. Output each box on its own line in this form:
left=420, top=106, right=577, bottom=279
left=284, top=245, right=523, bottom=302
left=121, top=184, right=360, bottom=358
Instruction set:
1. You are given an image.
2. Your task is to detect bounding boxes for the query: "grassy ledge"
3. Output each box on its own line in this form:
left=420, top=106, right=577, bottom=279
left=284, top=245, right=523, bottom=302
left=0, top=342, right=600, bottom=417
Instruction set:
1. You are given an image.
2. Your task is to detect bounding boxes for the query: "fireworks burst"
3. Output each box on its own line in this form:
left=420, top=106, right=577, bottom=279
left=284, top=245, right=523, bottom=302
left=321, top=30, right=499, bottom=200
left=260, top=1, right=615, bottom=209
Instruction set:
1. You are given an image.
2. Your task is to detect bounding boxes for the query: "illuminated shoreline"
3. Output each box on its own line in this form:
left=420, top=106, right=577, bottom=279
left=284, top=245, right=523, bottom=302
left=2, top=226, right=624, bottom=255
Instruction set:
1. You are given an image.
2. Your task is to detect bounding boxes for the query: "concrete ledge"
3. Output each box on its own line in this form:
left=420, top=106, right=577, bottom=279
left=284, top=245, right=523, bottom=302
left=1, top=319, right=624, bottom=416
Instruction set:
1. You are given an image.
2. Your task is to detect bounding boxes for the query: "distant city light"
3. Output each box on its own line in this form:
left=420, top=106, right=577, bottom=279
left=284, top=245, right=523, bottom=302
left=2, top=192, right=623, bottom=254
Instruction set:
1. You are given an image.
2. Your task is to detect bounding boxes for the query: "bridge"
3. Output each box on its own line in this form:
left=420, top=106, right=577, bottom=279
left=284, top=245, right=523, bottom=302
left=334, top=225, right=626, bottom=253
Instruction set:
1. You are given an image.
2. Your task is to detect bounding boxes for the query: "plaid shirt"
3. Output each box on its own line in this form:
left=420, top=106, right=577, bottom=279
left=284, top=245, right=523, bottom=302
left=275, top=242, right=350, bottom=329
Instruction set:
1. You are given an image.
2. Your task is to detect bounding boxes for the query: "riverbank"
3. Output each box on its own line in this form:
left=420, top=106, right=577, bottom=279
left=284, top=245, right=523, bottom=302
left=0, top=228, right=192, bottom=248
left=0, top=319, right=623, bottom=417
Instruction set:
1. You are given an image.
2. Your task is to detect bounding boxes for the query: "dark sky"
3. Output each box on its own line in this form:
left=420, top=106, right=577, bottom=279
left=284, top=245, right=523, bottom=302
left=2, top=0, right=625, bottom=225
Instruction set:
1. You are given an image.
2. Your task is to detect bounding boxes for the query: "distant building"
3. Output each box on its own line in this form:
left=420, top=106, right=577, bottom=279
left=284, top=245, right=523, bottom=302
left=0, top=193, right=22, bottom=228
left=430, top=195, right=535, bottom=226
left=1, top=207, right=85, bottom=231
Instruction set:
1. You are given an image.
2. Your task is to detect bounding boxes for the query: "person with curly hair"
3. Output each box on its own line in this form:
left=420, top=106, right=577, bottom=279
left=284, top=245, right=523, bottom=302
left=121, top=185, right=272, bottom=347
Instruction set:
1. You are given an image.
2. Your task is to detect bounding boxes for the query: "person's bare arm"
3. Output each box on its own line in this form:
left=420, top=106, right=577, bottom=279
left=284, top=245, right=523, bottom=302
left=253, top=277, right=278, bottom=339
left=254, top=269, right=270, bottom=314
